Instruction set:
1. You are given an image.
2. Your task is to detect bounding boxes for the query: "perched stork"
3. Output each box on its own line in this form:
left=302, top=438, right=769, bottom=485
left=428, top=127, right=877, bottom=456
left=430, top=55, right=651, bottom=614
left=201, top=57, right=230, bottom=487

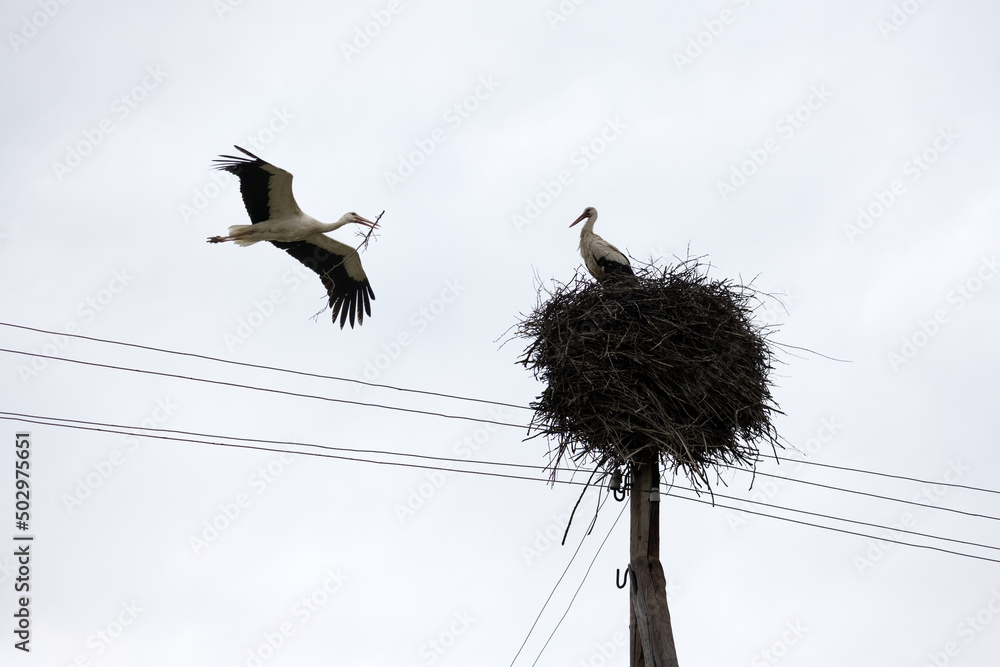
left=208, top=146, right=378, bottom=328
left=570, top=207, right=636, bottom=283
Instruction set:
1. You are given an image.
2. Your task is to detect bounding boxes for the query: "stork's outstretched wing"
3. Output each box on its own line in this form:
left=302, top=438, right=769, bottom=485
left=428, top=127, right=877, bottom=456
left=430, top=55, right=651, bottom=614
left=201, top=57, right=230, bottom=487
left=271, top=235, right=374, bottom=329
left=213, top=146, right=301, bottom=223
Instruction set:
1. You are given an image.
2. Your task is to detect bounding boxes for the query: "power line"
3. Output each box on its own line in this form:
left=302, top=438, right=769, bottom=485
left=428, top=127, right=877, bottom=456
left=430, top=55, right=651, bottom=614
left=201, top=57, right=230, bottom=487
left=7, top=396, right=999, bottom=545
left=0, top=347, right=528, bottom=430
left=17, top=408, right=993, bottom=553
left=762, top=456, right=999, bottom=496
left=669, top=486, right=1000, bottom=554
left=531, top=499, right=628, bottom=667
left=7, top=321, right=998, bottom=501
left=6, top=406, right=999, bottom=546
left=720, top=464, right=1000, bottom=522
left=1, top=412, right=572, bottom=485
left=4, top=412, right=998, bottom=565
left=0, top=409, right=555, bottom=475
left=14, top=408, right=998, bottom=542
left=509, top=494, right=612, bottom=667
left=666, top=491, right=1000, bottom=565
left=0, top=321, right=531, bottom=411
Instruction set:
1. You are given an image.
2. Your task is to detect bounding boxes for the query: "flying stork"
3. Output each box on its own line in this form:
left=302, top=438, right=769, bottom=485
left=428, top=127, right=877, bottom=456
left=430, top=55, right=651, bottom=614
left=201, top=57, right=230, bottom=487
left=207, top=146, right=378, bottom=328
left=570, top=206, right=636, bottom=283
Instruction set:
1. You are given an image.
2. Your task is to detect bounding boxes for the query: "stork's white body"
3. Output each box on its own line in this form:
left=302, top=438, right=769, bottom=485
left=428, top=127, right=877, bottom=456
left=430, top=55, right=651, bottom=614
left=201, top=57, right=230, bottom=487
left=207, top=146, right=378, bottom=328
left=571, top=207, right=635, bottom=282
left=578, top=228, right=630, bottom=280
left=226, top=213, right=352, bottom=247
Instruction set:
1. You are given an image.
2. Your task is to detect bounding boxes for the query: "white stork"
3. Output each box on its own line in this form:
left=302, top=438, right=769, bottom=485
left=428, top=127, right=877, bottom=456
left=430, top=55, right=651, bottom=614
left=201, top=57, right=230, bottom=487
left=570, top=206, right=636, bottom=283
left=208, top=146, right=378, bottom=328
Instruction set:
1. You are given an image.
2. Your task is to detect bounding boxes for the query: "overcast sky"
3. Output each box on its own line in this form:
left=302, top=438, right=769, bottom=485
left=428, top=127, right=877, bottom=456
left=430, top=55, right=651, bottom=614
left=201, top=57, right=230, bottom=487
left=2, top=0, right=999, bottom=665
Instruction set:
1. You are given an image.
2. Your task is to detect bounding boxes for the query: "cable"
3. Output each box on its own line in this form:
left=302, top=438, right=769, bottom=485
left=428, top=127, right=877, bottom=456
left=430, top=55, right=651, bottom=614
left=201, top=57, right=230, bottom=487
left=719, top=464, right=1000, bottom=522
left=0, top=410, right=560, bottom=475
left=0, top=347, right=529, bottom=430
left=7, top=322, right=999, bottom=501
left=0, top=413, right=576, bottom=486
left=531, top=499, right=628, bottom=667
left=665, top=490, right=1000, bottom=565
left=9, top=408, right=998, bottom=554
left=7, top=408, right=1000, bottom=556
left=0, top=321, right=531, bottom=411
left=762, top=456, right=1000, bottom=496
left=13, top=408, right=999, bottom=553
left=669, top=486, right=1000, bottom=553
left=5, top=412, right=998, bottom=564
left=508, top=494, right=610, bottom=667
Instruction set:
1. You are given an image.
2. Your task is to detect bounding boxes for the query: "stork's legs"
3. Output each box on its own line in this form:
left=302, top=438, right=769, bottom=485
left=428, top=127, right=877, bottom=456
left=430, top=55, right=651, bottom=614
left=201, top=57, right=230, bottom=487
left=208, top=225, right=256, bottom=244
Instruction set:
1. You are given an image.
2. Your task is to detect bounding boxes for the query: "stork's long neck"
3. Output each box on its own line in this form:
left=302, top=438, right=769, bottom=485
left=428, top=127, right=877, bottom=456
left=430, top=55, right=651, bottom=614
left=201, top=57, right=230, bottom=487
left=321, top=215, right=354, bottom=233
left=579, top=212, right=597, bottom=241
left=577, top=214, right=599, bottom=256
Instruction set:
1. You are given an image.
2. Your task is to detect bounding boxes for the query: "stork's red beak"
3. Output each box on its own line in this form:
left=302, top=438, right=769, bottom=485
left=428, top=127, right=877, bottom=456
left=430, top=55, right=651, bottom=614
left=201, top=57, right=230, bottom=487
left=356, top=216, right=378, bottom=228
left=570, top=212, right=588, bottom=227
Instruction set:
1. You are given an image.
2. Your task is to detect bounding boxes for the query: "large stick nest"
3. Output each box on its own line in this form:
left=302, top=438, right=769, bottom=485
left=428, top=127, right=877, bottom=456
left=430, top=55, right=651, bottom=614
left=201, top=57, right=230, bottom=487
left=516, top=259, right=781, bottom=490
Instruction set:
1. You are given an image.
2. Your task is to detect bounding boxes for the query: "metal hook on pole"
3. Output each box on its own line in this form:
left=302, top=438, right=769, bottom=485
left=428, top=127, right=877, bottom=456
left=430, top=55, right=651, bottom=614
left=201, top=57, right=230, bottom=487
left=616, top=566, right=630, bottom=589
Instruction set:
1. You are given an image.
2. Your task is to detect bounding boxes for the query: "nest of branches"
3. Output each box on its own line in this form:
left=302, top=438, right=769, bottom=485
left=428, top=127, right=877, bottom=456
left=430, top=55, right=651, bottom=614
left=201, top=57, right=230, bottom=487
left=516, top=259, right=781, bottom=491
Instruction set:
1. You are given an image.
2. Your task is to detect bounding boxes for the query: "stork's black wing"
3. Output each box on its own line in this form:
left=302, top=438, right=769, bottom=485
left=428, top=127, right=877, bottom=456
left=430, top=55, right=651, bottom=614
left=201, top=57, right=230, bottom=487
left=271, top=235, right=374, bottom=329
left=213, top=146, right=301, bottom=224
left=596, top=256, right=636, bottom=282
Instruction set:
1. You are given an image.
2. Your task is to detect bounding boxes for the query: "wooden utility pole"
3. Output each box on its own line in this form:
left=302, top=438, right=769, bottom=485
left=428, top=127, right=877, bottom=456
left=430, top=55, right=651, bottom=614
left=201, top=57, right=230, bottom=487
left=629, top=452, right=680, bottom=667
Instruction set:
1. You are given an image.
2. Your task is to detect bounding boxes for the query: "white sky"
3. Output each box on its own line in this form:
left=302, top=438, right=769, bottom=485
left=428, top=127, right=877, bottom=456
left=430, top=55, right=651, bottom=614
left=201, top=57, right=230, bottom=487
left=2, top=0, right=999, bottom=665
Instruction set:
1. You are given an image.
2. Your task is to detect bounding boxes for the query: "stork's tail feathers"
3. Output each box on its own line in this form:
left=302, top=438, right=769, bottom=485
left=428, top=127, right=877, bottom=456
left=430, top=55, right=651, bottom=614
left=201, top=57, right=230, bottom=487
left=228, top=225, right=260, bottom=246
